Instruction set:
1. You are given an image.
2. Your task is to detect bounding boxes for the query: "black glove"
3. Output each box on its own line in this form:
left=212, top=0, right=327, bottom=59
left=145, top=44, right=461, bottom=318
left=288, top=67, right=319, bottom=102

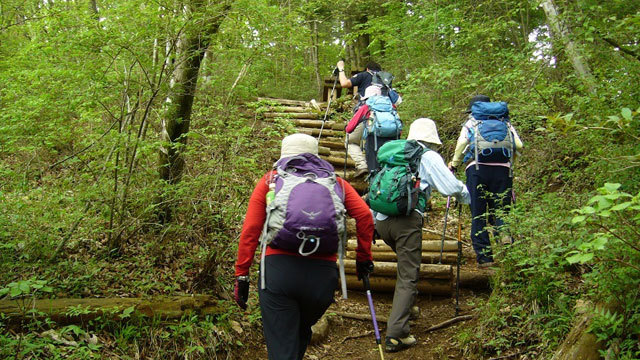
left=234, top=277, right=249, bottom=310
left=356, top=260, right=374, bottom=280
left=333, top=67, right=340, bottom=76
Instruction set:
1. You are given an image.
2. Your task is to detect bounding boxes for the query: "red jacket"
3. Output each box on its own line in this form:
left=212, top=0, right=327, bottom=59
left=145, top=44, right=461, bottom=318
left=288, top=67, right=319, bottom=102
left=345, top=104, right=369, bottom=133
left=235, top=171, right=374, bottom=276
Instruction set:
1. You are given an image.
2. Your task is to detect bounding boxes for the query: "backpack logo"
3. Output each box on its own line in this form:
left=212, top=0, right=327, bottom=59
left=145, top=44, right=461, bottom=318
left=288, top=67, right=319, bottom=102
left=301, top=209, right=322, bottom=220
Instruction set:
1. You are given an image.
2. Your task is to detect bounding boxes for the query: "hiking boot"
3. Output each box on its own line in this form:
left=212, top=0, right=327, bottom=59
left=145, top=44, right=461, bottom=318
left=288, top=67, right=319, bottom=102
left=409, top=305, right=420, bottom=320
left=477, top=261, right=495, bottom=269
left=385, top=335, right=417, bottom=353
left=500, top=235, right=513, bottom=245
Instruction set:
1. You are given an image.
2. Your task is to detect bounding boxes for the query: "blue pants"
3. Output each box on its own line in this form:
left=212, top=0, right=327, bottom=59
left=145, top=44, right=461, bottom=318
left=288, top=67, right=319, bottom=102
left=259, top=255, right=337, bottom=360
left=465, top=165, right=512, bottom=264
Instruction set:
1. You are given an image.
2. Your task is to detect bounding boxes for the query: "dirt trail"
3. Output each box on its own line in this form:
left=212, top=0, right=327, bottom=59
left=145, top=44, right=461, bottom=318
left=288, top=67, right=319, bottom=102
left=234, top=98, right=492, bottom=359
left=236, top=281, right=488, bottom=360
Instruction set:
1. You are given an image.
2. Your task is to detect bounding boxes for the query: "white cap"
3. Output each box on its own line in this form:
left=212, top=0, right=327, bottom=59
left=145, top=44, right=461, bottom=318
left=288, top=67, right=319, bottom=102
left=280, top=133, right=319, bottom=158
left=362, top=85, right=382, bottom=100
left=407, top=118, right=442, bottom=145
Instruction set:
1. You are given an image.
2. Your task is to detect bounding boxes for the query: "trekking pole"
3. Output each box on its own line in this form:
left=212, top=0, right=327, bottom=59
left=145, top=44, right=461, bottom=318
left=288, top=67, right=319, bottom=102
left=455, top=203, right=462, bottom=316
left=438, top=196, right=451, bottom=264
left=362, top=274, right=385, bottom=360
left=318, top=67, right=339, bottom=141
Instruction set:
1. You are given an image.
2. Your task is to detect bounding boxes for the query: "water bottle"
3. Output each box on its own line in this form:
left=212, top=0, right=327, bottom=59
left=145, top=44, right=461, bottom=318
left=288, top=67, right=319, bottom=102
left=266, top=183, right=275, bottom=205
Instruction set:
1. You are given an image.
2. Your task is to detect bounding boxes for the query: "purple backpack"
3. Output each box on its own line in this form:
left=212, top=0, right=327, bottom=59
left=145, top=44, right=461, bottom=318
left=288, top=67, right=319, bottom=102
left=259, top=153, right=347, bottom=289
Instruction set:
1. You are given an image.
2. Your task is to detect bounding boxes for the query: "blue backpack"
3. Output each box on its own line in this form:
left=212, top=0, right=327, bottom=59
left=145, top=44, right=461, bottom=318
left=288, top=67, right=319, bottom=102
left=464, top=101, right=515, bottom=168
left=364, top=95, right=402, bottom=140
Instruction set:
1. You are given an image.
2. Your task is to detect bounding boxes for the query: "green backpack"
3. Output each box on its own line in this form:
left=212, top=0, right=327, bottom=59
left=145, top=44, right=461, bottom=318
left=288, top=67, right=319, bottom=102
left=368, top=139, right=427, bottom=216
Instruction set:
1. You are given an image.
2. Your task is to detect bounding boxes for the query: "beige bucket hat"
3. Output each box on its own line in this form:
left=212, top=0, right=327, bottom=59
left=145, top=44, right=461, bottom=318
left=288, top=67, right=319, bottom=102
left=407, top=118, right=442, bottom=145
left=280, top=133, right=319, bottom=158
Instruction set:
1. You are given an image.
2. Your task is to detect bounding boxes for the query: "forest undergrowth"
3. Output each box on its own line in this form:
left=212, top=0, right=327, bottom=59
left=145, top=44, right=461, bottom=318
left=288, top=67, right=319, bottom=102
left=1, top=0, right=640, bottom=359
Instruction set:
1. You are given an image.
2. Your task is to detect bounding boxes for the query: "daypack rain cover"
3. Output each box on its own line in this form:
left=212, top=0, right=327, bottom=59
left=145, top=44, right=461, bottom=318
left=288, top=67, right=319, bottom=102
left=368, top=140, right=426, bottom=216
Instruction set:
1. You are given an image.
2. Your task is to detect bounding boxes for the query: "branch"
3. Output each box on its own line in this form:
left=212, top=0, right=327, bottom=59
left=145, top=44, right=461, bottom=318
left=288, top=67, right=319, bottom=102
left=424, top=315, right=473, bottom=332
left=331, top=311, right=388, bottom=323
left=596, top=224, right=640, bottom=253
left=49, top=119, right=119, bottom=169
left=600, top=36, right=640, bottom=63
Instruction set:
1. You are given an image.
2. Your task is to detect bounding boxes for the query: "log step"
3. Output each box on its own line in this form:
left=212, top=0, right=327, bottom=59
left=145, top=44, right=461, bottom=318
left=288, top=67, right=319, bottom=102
left=320, top=140, right=346, bottom=149
left=345, top=275, right=452, bottom=296
left=347, top=240, right=458, bottom=252
left=344, top=260, right=452, bottom=280
left=264, top=112, right=319, bottom=119
left=347, top=251, right=458, bottom=264
left=258, top=97, right=327, bottom=107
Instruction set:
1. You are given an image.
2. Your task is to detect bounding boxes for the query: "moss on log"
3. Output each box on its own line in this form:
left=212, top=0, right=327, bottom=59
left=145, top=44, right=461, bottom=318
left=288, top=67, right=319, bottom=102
left=0, top=295, right=224, bottom=326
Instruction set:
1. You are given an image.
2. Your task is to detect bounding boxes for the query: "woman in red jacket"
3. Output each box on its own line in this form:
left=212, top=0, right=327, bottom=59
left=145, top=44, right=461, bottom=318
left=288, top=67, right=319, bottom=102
left=234, top=133, right=375, bottom=360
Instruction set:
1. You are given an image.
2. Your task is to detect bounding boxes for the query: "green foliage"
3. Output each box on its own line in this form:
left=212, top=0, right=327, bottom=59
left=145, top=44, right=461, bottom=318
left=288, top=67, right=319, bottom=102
left=567, top=183, right=640, bottom=357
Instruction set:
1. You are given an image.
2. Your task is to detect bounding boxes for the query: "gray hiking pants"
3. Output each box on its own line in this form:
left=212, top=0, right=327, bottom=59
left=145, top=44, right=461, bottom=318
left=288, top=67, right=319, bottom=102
left=346, top=122, right=367, bottom=171
left=375, top=211, right=423, bottom=338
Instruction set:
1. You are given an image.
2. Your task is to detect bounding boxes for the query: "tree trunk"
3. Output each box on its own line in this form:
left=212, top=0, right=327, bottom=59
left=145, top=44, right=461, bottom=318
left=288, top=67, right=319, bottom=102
left=539, top=0, right=596, bottom=93
left=311, top=20, right=323, bottom=100
left=551, top=300, right=610, bottom=360
left=158, top=1, right=229, bottom=222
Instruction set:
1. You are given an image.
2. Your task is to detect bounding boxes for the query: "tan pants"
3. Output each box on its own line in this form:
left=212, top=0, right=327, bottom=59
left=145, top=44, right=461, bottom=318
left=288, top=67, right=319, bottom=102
left=346, top=122, right=367, bottom=171
left=375, top=211, right=424, bottom=338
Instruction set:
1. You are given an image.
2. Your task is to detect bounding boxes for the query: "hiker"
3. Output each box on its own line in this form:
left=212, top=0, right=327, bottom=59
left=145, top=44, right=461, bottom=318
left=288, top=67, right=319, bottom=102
left=370, top=118, right=470, bottom=352
left=345, top=85, right=381, bottom=178
left=233, top=133, right=375, bottom=360
left=336, top=60, right=382, bottom=99
left=448, top=95, right=523, bottom=268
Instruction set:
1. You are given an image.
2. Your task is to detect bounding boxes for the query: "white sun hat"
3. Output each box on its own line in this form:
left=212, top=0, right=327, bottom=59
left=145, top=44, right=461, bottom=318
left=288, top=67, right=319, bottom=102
left=407, top=118, right=442, bottom=145
left=280, top=133, right=319, bottom=158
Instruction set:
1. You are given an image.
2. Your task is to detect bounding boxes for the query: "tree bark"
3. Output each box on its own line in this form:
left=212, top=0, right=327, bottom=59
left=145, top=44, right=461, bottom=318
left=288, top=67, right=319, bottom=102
left=539, top=0, right=596, bottom=93
left=158, top=1, right=230, bottom=222
left=551, top=300, right=610, bottom=360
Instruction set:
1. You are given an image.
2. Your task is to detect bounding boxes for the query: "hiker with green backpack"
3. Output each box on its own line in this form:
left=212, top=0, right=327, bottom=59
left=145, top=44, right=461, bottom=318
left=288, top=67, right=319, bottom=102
left=233, top=134, right=375, bottom=360
left=368, top=118, right=470, bottom=353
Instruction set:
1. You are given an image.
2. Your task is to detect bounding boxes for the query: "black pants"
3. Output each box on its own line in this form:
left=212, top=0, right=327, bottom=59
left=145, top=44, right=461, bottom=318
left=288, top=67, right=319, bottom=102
left=465, top=165, right=512, bottom=264
left=365, top=135, right=395, bottom=172
left=259, top=255, right=338, bottom=360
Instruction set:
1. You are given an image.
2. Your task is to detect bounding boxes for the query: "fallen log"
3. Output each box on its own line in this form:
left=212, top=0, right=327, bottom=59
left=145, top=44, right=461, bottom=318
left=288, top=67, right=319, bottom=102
left=424, top=315, right=473, bottom=332
left=347, top=239, right=458, bottom=252
left=345, top=275, right=452, bottom=296
left=346, top=250, right=458, bottom=264
left=343, top=259, right=452, bottom=279
left=551, top=301, right=613, bottom=360
left=0, top=295, right=223, bottom=326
